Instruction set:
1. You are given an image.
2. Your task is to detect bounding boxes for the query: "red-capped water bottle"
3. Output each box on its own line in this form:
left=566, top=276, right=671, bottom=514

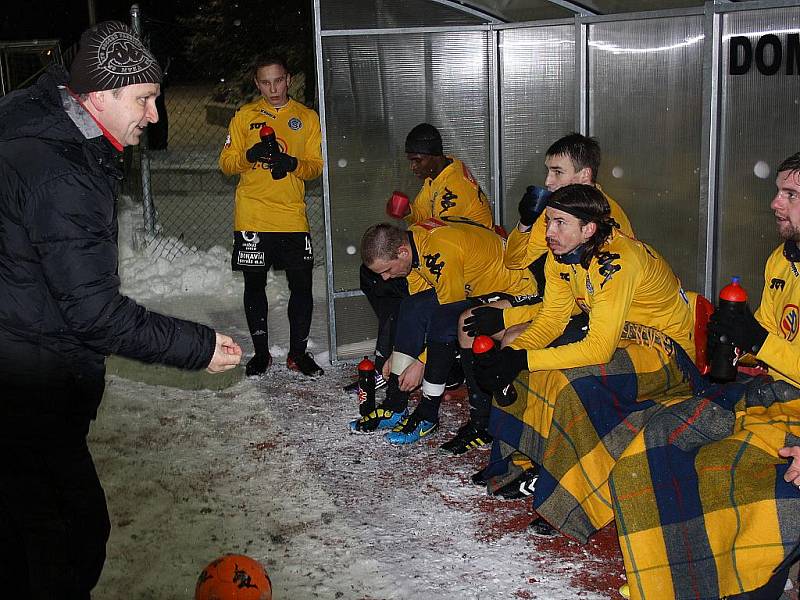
left=357, top=357, right=376, bottom=416
left=472, top=335, right=518, bottom=407
left=259, top=125, right=287, bottom=179
left=708, top=277, right=748, bottom=383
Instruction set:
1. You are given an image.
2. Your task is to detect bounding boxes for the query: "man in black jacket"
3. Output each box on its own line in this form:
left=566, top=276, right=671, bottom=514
left=0, top=22, right=242, bottom=599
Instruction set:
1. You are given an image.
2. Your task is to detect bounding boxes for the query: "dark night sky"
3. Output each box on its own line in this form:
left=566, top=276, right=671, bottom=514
left=2, top=1, right=184, bottom=47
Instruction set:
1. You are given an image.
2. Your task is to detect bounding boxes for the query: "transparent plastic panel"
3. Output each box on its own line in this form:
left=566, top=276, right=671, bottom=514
left=320, top=0, right=486, bottom=31
left=499, top=25, right=576, bottom=229
left=717, top=7, right=800, bottom=301
left=589, top=15, right=704, bottom=291
left=322, top=31, right=491, bottom=292
left=334, top=296, right=379, bottom=357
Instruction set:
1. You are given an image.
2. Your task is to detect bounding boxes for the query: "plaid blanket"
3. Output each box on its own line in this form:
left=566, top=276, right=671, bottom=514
left=610, top=377, right=800, bottom=599
left=488, top=343, right=697, bottom=543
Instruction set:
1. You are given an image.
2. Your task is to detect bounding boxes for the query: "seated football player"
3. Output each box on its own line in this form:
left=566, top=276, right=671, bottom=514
left=351, top=218, right=536, bottom=453
left=474, top=184, right=697, bottom=541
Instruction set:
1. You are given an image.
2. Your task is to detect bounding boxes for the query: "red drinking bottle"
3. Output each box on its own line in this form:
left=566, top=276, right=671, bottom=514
left=472, top=335, right=518, bottom=407
left=357, top=357, right=376, bottom=416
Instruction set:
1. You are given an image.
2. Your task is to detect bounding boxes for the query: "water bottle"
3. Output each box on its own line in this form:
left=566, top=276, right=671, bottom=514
left=258, top=125, right=286, bottom=179
left=708, top=277, right=748, bottom=383
left=472, top=335, right=518, bottom=407
left=357, top=357, right=376, bottom=416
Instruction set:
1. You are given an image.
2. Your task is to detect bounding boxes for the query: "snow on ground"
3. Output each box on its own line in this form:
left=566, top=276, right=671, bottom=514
left=90, top=199, right=624, bottom=599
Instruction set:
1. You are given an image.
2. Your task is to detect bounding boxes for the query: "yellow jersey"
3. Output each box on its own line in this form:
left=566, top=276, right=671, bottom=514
left=504, top=187, right=633, bottom=270
left=219, top=97, right=322, bottom=232
left=406, top=158, right=493, bottom=228
left=409, top=218, right=535, bottom=305
left=509, top=231, right=694, bottom=371
left=753, top=243, right=800, bottom=387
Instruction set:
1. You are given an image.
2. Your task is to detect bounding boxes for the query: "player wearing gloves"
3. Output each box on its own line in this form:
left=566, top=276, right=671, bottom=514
left=610, top=153, right=800, bottom=600
left=353, top=220, right=536, bottom=451
left=466, top=134, right=635, bottom=348
left=355, top=123, right=494, bottom=389
left=474, top=184, right=698, bottom=540
left=219, top=55, right=323, bottom=377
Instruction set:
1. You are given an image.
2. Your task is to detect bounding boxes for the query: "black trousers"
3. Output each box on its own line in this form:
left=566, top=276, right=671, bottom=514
left=243, top=267, right=314, bottom=357
left=359, top=263, right=409, bottom=369
left=0, top=426, right=110, bottom=599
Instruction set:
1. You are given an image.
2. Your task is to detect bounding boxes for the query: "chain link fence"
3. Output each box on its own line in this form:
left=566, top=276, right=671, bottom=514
left=125, top=10, right=325, bottom=266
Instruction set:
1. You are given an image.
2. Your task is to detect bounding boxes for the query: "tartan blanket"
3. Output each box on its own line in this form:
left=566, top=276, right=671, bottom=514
left=609, top=377, right=800, bottom=599
left=488, top=343, right=697, bottom=543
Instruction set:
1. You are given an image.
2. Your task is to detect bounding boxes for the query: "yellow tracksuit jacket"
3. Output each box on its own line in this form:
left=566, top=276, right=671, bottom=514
left=409, top=218, right=535, bottom=305
left=509, top=231, right=694, bottom=371
left=219, top=97, right=322, bottom=232
left=406, top=158, right=493, bottom=229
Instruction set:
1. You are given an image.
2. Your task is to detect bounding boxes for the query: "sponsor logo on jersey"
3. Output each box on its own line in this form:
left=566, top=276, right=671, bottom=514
left=559, top=272, right=570, bottom=282
left=597, top=251, right=622, bottom=289
left=770, top=277, right=786, bottom=291
left=288, top=117, right=303, bottom=130
left=440, top=188, right=457, bottom=213
left=423, top=253, right=445, bottom=281
left=260, top=109, right=277, bottom=118
left=250, top=121, right=268, bottom=130
left=781, top=304, right=799, bottom=341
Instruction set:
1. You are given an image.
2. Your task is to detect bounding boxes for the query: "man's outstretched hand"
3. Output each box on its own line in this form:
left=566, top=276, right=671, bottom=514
left=207, top=332, right=243, bottom=373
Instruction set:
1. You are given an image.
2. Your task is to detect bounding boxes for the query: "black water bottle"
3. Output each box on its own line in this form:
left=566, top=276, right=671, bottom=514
left=472, top=335, right=518, bottom=407
left=708, top=277, right=748, bottom=383
left=258, top=125, right=287, bottom=180
left=357, top=357, right=376, bottom=416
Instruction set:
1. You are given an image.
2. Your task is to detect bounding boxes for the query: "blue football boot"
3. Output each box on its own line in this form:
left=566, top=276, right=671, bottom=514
left=384, top=410, right=439, bottom=445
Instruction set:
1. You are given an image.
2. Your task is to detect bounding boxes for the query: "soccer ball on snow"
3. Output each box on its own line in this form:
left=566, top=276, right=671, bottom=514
left=195, top=554, right=272, bottom=600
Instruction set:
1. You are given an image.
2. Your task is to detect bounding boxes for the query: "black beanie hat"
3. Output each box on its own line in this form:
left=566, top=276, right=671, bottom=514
left=405, top=123, right=444, bottom=156
left=69, top=21, right=162, bottom=94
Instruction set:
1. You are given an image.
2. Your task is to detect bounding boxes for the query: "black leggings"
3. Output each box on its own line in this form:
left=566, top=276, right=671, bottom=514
left=243, top=268, right=313, bottom=357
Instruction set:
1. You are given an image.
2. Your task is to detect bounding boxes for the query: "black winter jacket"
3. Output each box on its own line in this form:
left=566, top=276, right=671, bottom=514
left=0, top=66, right=215, bottom=430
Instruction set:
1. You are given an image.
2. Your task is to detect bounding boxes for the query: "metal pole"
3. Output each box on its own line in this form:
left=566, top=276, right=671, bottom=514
left=314, top=0, right=339, bottom=363
left=130, top=4, right=156, bottom=236
left=700, top=2, right=724, bottom=299
left=87, top=0, right=96, bottom=26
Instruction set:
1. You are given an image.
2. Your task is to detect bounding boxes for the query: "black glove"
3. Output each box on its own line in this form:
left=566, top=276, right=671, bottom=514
left=518, top=185, right=551, bottom=227
left=707, top=306, right=768, bottom=354
left=463, top=306, right=505, bottom=337
left=266, top=152, right=298, bottom=175
left=246, top=141, right=271, bottom=163
left=474, top=346, right=528, bottom=393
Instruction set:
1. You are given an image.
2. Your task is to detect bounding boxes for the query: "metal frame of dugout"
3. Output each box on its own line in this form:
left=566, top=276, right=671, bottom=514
left=313, top=0, right=800, bottom=363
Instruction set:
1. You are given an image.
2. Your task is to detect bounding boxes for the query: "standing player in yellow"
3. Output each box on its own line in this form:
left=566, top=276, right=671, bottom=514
left=219, top=56, right=323, bottom=377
